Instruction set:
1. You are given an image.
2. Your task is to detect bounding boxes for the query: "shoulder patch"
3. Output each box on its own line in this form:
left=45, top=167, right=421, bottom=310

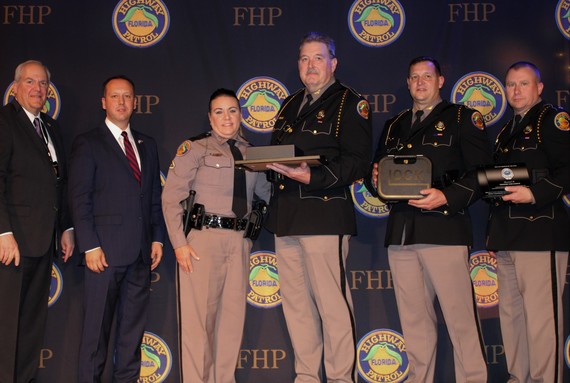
left=554, top=111, right=570, bottom=131
left=471, top=111, right=485, bottom=130
left=357, top=99, right=369, bottom=119
left=176, top=140, right=192, bottom=156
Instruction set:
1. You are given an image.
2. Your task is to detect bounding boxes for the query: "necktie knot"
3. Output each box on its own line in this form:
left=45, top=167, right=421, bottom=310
left=414, top=109, right=424, bottom=123
left=33, top=117, right=42, bottom=137
left=298, top=93, right=314, bottom=116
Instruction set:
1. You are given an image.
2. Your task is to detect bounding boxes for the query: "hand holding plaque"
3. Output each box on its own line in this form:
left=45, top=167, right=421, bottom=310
left=476, top=163, right=530, bottom=201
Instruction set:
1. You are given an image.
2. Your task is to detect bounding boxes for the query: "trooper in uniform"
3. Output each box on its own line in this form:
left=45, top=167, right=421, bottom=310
left=366, top=56, right=490, bottom=383
left=487, top=61, right=570, bottom=383
left=266, top=32, right=372, bottom=382
left=161, top=88, right=270, bottom=383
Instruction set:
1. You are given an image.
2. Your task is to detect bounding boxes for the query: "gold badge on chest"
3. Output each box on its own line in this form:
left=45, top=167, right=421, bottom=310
left=435, top=121, right=445, bottom=131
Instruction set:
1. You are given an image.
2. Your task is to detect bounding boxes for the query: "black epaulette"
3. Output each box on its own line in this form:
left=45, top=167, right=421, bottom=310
left=188, top=131, right=211, bottom=141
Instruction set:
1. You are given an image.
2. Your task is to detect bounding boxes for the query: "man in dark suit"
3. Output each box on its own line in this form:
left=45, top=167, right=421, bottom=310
left=0, top=60, right=74, bottom=383
left=69, top=75, right=165, bottom=383
left=266, top=32, right=372, bottom=382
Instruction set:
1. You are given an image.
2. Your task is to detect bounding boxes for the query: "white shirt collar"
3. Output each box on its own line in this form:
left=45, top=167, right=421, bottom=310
left=105, top=118, right=133, bottom=141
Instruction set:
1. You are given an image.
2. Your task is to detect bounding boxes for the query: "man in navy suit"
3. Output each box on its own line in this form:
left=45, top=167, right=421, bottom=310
left=69, top=75, right=165, bottom=383
left=0, top=60, right=74, bottom=383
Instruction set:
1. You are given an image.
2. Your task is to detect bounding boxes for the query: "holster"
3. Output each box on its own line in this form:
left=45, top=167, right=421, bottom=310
left=243, top=201, right=268, bottom=240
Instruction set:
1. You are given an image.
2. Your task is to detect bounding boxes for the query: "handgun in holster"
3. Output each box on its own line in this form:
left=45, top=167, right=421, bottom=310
left=182, top=190, right=205, bottom=235
left=243, top=200, right=268, bottom=240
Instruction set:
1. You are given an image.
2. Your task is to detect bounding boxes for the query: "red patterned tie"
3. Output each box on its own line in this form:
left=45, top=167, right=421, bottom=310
left=121, top=131, right=141, bottom=186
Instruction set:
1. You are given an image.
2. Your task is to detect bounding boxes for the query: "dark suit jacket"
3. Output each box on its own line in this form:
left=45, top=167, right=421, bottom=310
left=68, top=123, right=165, bottom=266
left=487, top=102, right=570, bottom=251
left=0, top=100, right=71, bottom=257
left=366, top=101, right=492, bottom=247
left=266, top=80, right=372, bottom=236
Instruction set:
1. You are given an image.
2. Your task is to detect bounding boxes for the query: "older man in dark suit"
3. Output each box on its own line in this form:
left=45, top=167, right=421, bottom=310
left=69, top=75, right=165, bottom=383
left=0, top=60, right=74, bottom=383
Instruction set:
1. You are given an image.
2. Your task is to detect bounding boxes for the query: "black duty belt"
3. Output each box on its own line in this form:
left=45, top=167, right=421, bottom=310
left=201, top=215, right=248, bottom=231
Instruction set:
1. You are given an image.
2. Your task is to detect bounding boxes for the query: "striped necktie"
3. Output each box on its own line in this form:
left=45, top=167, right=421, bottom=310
left=121, top=131, right=141, bottom=186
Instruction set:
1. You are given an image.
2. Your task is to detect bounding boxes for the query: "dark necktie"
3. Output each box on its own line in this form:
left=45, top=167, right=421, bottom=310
left=298, top=93, right=313, bottom=116
left=228, top=139, right=247, bottom=218
left=511, top=114, right=522, bottom=134
left=410, top=109, right=424, bottom=133
left=33, top=117, right=43, bottom=138
left=121, top=131, right=141, bottom=186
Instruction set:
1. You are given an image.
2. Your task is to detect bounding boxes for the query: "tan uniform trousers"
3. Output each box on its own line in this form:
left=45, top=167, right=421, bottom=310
left=177, top=228, right=251, bottom=383
left=496, top=250, right=568, bottom=383
left=387, top=244, right=487, bottom=383
left=275, top=235, right=356, bottom=383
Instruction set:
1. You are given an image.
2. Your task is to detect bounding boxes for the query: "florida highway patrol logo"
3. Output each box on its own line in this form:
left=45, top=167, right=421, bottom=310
left=469, top=251, right=498, bottom=308
left=247, top=251, right=281, bottom=308
left=112, top=0, right=170, bottom=48
left=4, top=81, right=61, bottom=119
left=348, top=0, right=406, bottom=48
left=451, top=72, right=506, bottom=127
left=351, top=179, right=390, bottom=219
left=357, top=329, right=409, bottom=383
left=556, top=0, right=570, bottom=40
left=238, top=77, right=289, bottom=133
left=139, top=332, right=172, bottom=383
left=48, top=264, right=63, bottom=308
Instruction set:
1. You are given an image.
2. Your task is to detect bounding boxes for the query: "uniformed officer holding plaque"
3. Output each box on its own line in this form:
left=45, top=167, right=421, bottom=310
left=162, top=89, right=270, bottom=383
left=366, top=56, right=491, bottom=383
left=487, top=61, right=570, bottom=383
left=266, top=32, right=372, bottom=383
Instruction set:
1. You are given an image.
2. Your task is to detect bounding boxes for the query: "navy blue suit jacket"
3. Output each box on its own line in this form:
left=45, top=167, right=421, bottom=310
left=69, top=123, right=165, bottom=266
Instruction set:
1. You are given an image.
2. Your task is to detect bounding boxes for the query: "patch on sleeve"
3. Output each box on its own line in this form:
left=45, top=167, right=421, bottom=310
left=471, top=111, right=485, bottom=130
left=357, top=100, right=369, bottom=119
left=169, top=160, right=175, bottom=169
left=554, top=111, right=570, bottom=131
left=176, top=140, right=192, bottom=156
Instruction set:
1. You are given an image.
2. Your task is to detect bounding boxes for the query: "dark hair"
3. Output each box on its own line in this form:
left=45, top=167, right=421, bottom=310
left=102, top=75, right=135, bottom=96
left=408, top=56, right=442, bottom=77
left=300, top=32, right=336, bottom=59
left=506, top=61, right=541, bottom=82
left=208, top=88, right=239, bottom=111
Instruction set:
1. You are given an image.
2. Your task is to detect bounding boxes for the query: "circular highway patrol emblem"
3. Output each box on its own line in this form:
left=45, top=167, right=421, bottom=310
left=451, top=71, right=506, bottom=127
left=357, top=329, right=409, bottom=383
left=48, top=263, right=63, bottom=308
left=469, top=251, right=499, bottom=309
left=247, top=251, right=282, bottom=308
left=348, top=0, right=406, bottom=48
left=238, top=77, right=289, bottom=134
left=4, top=81, right=61, bottom=119
left=555, top=0, right=570, bottom=40
left=112, top=0, right=170, bottom=48
left=139, top=331, right=172, bottom=383
left=351, top=179, right=390, bottom=219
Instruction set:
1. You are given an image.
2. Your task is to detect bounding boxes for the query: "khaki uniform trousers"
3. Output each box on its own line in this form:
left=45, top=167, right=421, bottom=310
left=275, top=235, right=356, bottom=383
left=177, top=228, right=251, bottom=383
left=496, top=250, right=568, bottom=383
left=388, top=244, right=487, bottom=383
